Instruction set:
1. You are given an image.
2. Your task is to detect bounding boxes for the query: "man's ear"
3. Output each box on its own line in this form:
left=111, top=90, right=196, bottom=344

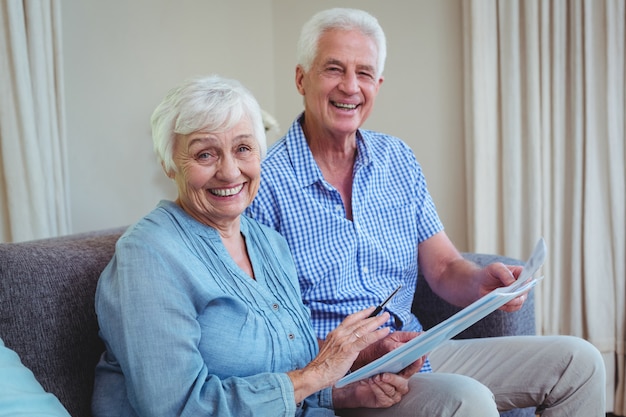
left=295, top=65, right=306, bottom=96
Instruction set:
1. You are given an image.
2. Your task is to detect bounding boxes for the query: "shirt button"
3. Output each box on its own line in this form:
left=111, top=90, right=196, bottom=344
left=362, top=266, right=369, bottom=274
left=272, top=303, right=279, bottom=310
left=288, top=333, right=295, bottom=340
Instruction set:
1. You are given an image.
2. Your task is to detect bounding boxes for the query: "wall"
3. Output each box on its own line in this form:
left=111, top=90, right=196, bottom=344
left=61, top=0, right=275, bottom=232
left=62, top=0, right=467, bottom=249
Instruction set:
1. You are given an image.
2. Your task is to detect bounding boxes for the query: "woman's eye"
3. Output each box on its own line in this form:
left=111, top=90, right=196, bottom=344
left=196, top=151, right=212, bottom=160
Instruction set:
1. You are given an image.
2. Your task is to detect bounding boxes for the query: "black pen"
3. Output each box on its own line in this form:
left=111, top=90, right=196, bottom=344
left=368, top=284, right=402, bottom=318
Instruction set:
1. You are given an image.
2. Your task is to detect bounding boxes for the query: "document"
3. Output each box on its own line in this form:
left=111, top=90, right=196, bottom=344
left=336, top=238, right=546, bottom=388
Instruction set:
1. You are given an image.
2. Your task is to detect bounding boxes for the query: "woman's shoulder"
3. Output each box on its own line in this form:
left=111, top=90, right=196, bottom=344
left=115, top=200, right=204, bottom=255
left=118, top=203, right=176, bottom=241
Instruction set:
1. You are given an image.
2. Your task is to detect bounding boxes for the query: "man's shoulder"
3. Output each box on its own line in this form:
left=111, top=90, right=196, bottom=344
left=360, top=129, right=412, bottom=152
left=359, top=129, right=420, bottom=170
left=262, top=137, right=290, bottom=166
left=259, top=136, right=302, bottom=186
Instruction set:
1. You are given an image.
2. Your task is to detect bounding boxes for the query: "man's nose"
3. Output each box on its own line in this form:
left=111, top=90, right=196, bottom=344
left=338, top=72, right=359, bottom=94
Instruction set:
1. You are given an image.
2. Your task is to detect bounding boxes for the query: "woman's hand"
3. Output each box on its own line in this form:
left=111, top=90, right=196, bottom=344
left=287, top=308, right=391, bottom=403
left=332, top=372, right=410, bottom=409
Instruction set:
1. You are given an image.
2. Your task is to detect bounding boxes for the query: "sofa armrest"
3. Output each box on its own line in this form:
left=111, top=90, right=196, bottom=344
left=412, top=253, right=537, bottom=417
left=411, top=252, right=535, bottom=339
left=0, top=227, right=126, bottom=417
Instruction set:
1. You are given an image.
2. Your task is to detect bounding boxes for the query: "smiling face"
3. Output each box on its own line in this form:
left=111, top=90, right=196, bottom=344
left=169, top=117, right=261, bottom=230
left=296, top=28, right=383, bottom=141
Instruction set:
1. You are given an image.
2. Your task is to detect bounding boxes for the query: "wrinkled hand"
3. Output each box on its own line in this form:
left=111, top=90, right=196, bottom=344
left=333, top=373, right=410, bottom=409
left=287, top=308, right=392, bottom=402
left=479, top=263, right=528, bottom=312
left=351, top=331, right=425, bottom=378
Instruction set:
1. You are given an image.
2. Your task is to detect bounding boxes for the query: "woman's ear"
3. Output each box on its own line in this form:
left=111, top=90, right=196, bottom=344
left=162, top=161, right=175, bottom=179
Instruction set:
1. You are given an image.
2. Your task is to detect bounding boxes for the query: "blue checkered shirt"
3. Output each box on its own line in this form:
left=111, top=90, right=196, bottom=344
left=246, top=115, right=444, bottom=373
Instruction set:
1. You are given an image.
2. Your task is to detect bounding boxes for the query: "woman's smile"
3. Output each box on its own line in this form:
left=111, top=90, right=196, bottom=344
left=209, top=183, right=245, bottom=197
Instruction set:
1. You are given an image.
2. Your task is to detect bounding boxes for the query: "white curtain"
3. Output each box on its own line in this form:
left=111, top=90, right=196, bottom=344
left=0, top=0, right=70, bottom=243
left=463, top=0, right=626, bottom=414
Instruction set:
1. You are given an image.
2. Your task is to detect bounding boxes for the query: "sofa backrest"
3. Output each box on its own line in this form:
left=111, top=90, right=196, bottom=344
left=0, top=227, right=125, bottom=417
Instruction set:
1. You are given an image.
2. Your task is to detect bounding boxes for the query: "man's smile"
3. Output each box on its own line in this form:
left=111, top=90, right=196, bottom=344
left=331, top=101, right=358, bottom=110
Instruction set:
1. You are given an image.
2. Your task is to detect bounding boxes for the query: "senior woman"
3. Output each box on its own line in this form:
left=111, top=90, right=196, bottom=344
left=91, top=75, right=413, bottom=417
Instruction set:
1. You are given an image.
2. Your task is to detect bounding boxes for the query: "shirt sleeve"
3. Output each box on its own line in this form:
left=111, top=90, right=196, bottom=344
left=0, top=338, right=71, bottom=417
left=95, top=232, right=299, bottom=417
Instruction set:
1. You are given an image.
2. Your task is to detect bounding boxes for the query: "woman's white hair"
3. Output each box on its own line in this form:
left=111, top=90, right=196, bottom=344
left=151, top=75, right=267, bottom=175
left=296, top=8, right=387, bottom=78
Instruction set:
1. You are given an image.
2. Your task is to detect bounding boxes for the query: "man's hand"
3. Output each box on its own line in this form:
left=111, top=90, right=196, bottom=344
left=478, top=263, right=528, bottom=312
left=351, top=331, right=425, bottom=378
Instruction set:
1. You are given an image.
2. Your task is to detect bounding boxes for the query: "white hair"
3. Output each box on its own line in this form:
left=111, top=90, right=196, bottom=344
left=296, top=8, right=387, bottom=78
left=151, top=75, right=267, bottom=174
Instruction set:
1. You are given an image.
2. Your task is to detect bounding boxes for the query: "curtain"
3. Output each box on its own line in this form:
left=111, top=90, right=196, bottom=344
left=463, top=0, right=626, bottom=414
left=0, top=0, right=70, bottom=243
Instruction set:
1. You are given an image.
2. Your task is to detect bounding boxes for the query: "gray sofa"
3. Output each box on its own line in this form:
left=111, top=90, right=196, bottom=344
left=0, top=228, right=536, bottom=417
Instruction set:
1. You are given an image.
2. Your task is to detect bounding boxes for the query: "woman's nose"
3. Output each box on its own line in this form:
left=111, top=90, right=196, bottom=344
left=216, top=154, right=240, bottom=180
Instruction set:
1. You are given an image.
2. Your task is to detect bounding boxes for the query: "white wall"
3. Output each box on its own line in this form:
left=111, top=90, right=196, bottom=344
left=61, top=0, right=276, bottom=231
left=62, top=0, right=468, bottom=249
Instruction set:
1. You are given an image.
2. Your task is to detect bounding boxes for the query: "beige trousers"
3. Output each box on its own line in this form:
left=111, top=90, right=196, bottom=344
left=338, top=335, right=605, bottom=417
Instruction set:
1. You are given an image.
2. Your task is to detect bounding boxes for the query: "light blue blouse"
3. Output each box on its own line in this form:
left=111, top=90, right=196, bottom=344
left=92, top=200, right=333, bottom=417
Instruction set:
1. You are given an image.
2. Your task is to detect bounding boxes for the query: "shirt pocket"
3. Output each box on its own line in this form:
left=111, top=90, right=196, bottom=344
left=373, top=201, right=419, bottom=272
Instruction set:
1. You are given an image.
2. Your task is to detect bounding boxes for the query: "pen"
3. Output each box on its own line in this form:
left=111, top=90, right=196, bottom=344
left=368, top=284, right=402, bottom=318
